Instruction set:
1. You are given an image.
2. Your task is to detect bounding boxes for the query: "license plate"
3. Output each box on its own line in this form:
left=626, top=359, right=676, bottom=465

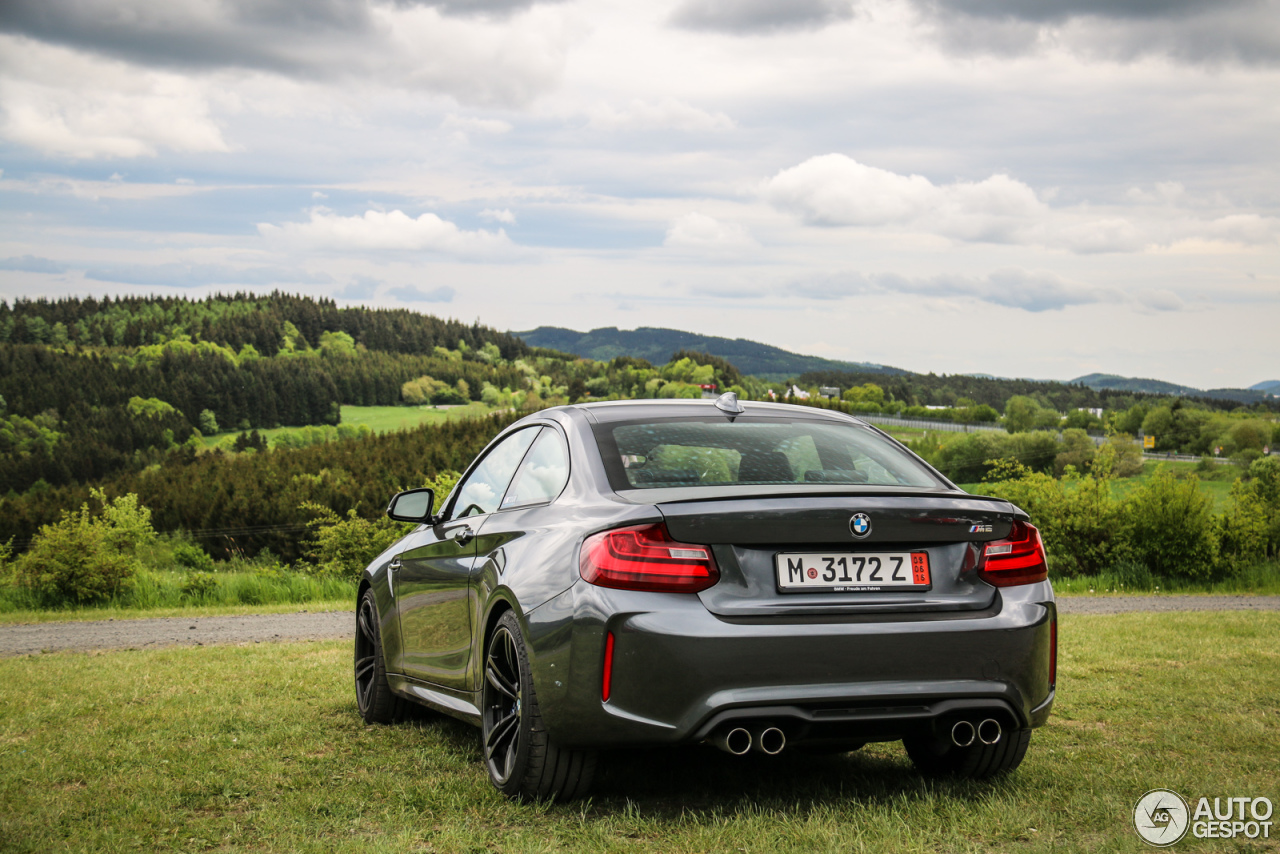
left=775, top=552, right=931, bottom=592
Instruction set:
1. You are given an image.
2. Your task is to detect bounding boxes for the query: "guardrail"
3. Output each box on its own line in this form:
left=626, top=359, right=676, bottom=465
left=853, top=414, right=1005, bottom=433
left=1142, top=452, right=1235, bottom=465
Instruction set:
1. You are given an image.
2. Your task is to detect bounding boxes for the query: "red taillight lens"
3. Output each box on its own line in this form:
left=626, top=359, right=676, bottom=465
left=579, top=523, right=720, bottom=593
left=602, top=631, right=615, bottom=702
left=977, top=520, right=1048, bottom=587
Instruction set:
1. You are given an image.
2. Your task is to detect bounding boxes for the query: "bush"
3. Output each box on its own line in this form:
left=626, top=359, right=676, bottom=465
left=173, top=542, right=216, bottom=572
left=180, top=571, right=219, bottom=600
left=1053, top=428, right=1096, bottom=477
left=929, top=431, right=1059, bottom=483
left=977, top=452, right=1128, bottom=578
left=14, top=489, right=156, bottom=604
left=1124, top=468, right=1219, bottom=581
left=303, top=470, right=462, bottom=578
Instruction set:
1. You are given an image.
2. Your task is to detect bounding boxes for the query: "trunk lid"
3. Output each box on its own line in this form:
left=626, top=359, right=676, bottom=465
left=658, top=493, right=1019, bottom=617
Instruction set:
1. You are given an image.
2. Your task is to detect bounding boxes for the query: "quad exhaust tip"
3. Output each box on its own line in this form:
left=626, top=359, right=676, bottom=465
left=950, top=718, right=1002, bottom=748
left=754, top=726, right=786, bottom=756
left=710, top=725, right=787, bottom=756
left=715, top=726, right=752, bottom=756
left=950, top=720, right=976, bottom=748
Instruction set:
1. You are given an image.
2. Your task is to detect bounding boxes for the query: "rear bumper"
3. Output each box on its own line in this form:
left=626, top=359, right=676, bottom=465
left=525, top=580, right=1056, bottom=749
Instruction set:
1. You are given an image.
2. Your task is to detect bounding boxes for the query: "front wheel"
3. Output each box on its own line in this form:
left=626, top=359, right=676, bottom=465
left=903, top=728, right=1031, bottom=779
left=482, top=611, right=597, bottom=801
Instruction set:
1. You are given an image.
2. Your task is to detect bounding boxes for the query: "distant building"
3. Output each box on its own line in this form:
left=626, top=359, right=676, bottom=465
left=786, top=385, right=810, bottom=400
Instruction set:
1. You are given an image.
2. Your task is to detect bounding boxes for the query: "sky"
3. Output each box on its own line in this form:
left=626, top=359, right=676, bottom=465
left=0, top=0, right=1277, bottom=389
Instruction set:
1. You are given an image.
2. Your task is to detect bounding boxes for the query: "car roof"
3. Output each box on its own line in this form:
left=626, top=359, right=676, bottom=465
left=569, top=398, right=868, bottom=425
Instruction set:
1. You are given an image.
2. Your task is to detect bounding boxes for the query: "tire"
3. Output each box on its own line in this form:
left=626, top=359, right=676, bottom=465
left=903, top=727, right=1031, bottom=779
left=482, top=611, right=597, bottom=801
left=354, top=588, right=406, bottom=724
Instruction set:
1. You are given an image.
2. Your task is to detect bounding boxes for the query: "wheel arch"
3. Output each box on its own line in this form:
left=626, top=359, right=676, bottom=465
left=481, top=592, right=520, bottom=656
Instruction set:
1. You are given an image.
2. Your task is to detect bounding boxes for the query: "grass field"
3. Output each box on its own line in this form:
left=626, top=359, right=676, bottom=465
left=2, top=612, right=1277, bottom=853
left=203, top=403, right=495, bottom=449
left=0, top=569, right=359, bottom=623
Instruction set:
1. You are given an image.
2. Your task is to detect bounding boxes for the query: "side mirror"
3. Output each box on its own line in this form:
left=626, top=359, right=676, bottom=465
left=386, top=487, right=436, bottom=524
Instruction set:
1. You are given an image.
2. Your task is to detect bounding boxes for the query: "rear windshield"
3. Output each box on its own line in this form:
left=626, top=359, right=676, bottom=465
left=594, top=417, right=943, bottom=491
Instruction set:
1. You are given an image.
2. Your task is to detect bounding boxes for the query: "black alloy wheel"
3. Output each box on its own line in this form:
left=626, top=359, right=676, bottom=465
left=482, top=619, right=525, bottom=786
left=354, top=588, right=403, bottom=724
left=481, top=611, right=597, bottom=801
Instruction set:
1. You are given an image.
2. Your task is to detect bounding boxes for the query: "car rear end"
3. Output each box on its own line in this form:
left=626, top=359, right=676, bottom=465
left=535, top=401, right=1055, bottom=774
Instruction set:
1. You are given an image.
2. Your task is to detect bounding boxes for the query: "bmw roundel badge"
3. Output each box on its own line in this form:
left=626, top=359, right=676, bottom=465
left=849, top=513, right=872, bottom=538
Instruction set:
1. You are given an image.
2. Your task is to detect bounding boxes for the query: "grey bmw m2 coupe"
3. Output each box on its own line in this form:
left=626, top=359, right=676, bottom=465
left=354, top=395, right=1056, bottom=801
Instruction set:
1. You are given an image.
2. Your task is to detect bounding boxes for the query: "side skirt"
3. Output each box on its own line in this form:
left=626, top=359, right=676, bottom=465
left=388, top=674, right=482, bottom=726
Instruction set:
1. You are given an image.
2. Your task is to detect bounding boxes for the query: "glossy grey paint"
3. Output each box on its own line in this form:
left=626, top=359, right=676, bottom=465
left=359, top=399, right=1056, bottom=749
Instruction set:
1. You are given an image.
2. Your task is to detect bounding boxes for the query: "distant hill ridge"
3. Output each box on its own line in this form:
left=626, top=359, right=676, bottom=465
left=518, top=325, right=1274, bottom=405
left=518, top=326, right=903, bottom=381
left=1071, top=373, right=1278, bottom=402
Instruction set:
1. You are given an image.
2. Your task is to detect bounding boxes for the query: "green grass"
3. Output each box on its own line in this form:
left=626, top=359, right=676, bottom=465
left=1109, top=460, right=1238, bottom=514
left=2, top=613, right=1277, bottom=853
left=1052, top=560, right=1280, bottom=595
left=203, top=403, right=495, bottom=449
left=0, top=599, right=355, bottom=625
left=0, top=570, right=358, bottom=622
left=336, top=403, right=494, bottom=433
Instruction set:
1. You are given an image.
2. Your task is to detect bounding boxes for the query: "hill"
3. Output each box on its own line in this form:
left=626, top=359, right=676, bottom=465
left=518, top=326, right=902, bottom=381
left=1070, top=373, right=1198, bottom=395
left=1071, top=373, right=1273, bottom=405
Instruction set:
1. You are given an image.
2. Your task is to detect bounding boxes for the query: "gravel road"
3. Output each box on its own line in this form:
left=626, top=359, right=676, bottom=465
left=3, top=596, right=1279, bottom=657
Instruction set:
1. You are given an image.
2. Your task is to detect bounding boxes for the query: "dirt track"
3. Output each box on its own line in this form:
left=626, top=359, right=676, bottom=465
left=2, top=596, right=1279, bottom=657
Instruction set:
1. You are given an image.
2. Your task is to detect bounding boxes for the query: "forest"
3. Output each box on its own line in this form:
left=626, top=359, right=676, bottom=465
left=2, top=292, right=1277, bottom=573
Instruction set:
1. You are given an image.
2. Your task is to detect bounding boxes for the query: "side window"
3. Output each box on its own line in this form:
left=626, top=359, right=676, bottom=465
left=502, top=428, right=570, bottom=509
left=453, top=428, right=539, bottom=518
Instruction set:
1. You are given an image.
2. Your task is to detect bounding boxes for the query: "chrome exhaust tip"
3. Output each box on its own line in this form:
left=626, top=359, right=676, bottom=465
left=978, top=718, right=1002, bottom=745
left=711, top=726, right=753, bottom=756
left=755, top=726, right=786, bottom=756
left=950, top=720, right=976, bottom=748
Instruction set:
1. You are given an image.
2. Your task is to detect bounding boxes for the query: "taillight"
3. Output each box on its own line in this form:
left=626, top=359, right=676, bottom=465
left=977, top=520, right=1048, bottom=587
left=579, top=523, right=720, bottom=593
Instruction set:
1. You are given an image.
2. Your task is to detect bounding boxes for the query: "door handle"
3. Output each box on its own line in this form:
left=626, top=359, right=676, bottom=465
left=387, top=558, right=400, bottom=599
left=447, top=526, right=474, bottom=546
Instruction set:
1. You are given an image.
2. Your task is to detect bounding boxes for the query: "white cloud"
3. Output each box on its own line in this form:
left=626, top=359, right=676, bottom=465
left=441, top=114, right=514, bottom=134
left=762, top=154, right=1278, bottom=253
left=664, top=212, right=755, bottom=248
left=0, top=173, right=212, bottom=200
left=763, top=153, right=1047, bottom=240
left=588, top=98, right=735, bottom=132
left=387, top=284, right=456, bottom=303
left=376, top=4, right=571, bottom=107
left=1138, top=289, right=1186, bottom=312
left=786, top=267, right=1119, bottom=312
left=0, top=36, right=230, bottom=159
left=258, top=208, right=514, bottom=257
left=480, top=208, right=517, bottom=224
left=764, top=154, right=1047, bottom=228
